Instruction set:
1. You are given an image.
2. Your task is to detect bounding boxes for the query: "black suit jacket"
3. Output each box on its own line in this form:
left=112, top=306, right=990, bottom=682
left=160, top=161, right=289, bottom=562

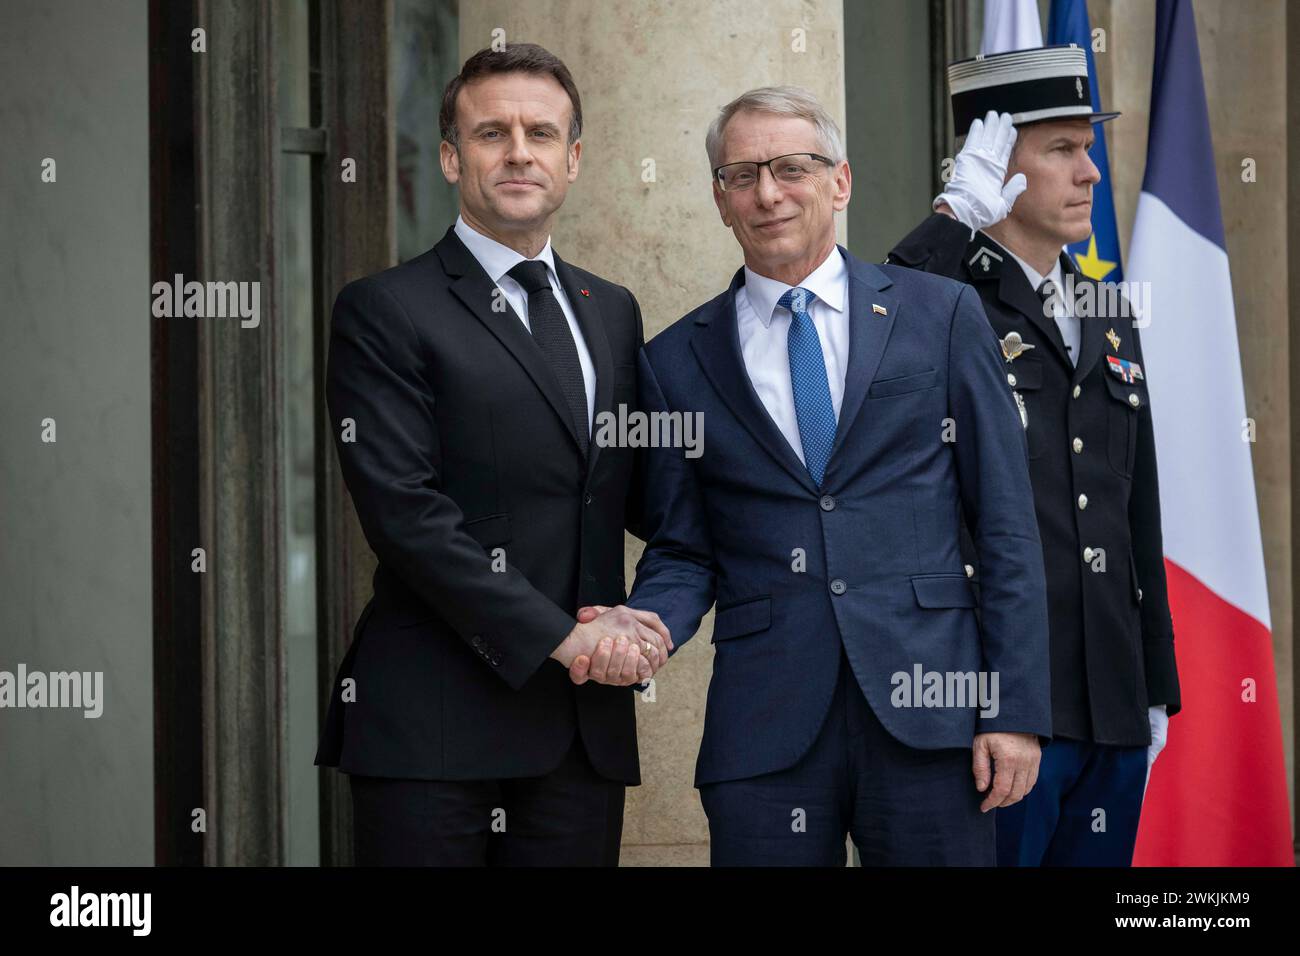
left=315, top=225, right=646, bottom=784
left=888, top=214, right=1180, bottom=746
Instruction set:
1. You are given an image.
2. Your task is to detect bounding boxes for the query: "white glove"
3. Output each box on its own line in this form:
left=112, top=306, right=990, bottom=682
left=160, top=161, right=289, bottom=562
left=934, top=110, right=1028, bottom=233
left=1143, top=704, right=1169, bottom=793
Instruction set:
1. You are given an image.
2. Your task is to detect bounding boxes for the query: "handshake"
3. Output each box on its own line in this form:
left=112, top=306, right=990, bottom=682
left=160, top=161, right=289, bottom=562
left=549, top=605, right=674, bottom=687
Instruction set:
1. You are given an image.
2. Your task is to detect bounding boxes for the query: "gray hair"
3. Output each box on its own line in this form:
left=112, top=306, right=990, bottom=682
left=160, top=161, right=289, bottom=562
left=705, top=85, right=846, bottom=170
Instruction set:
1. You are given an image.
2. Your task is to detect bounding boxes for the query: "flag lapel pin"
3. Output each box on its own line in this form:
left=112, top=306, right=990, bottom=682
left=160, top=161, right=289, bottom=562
left=872, top=303, right=887, bottom=316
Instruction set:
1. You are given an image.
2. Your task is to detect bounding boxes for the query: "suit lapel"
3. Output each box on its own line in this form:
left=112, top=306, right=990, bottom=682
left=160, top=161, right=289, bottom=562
left=689, top=269, right=819, bottom=495
left=829, top=253, right=899, bottom=463
left=554, top=253, right=613, bottom=480
left=436, top=226, right=584, bottom=457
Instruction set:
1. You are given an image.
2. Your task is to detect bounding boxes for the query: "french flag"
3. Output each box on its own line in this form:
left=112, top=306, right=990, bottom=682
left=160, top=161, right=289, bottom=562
left=1130, top=0, right=1293, bottom=866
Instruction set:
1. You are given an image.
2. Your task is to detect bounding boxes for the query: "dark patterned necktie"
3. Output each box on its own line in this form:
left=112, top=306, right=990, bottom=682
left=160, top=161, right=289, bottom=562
left=507, top=260, right=588, bottom=456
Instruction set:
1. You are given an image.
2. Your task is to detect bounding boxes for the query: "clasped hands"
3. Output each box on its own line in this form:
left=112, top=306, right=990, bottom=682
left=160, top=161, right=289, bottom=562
left=549, top=604, right=673, bottom=687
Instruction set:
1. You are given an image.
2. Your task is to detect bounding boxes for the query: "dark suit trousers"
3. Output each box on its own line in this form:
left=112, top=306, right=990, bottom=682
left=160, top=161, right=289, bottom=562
left=349, top=730, right=625, bottom=866
left=700, top=650, right=995, bottom=866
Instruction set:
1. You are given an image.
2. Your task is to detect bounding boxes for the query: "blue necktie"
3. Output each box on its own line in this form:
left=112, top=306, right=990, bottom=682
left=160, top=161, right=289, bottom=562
left=779, top=287, right=836, bottom=487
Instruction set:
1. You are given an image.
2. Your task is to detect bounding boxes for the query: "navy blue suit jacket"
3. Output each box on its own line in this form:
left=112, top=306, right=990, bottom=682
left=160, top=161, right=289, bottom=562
left=628, top=247, right=1051, bottom=787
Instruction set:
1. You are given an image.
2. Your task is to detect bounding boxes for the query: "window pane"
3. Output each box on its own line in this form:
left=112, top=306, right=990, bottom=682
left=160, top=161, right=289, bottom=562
left=277, top=0, right=311, bottom=128
left=394, top=0, right=460, bottom=261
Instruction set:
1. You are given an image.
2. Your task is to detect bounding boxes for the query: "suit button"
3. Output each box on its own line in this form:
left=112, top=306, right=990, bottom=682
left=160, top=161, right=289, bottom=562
left=1078, top=494, right=1088, bottom=510
left=1007, top=372, right=1017, bottom=387
left=820, top=495, right=835, bottom=511
left=584, top=493, right=593, bottom=505
left=1138, top=588, right=1144, bottom=602
left=1072, top=437, right=1083, bottom=454
left=1083, top=547, right=1095, bottom=562
left=1072, top=385, right=1081, bottom=399
left=1128, top=392, right=1140, bottom=407
left=471, top=635, right=483, bottom=648
left=490, top=652, right=503, bottom=666
left=964, top=564, right=975, bottom=578
left=829, top=579, right=847, bottom=596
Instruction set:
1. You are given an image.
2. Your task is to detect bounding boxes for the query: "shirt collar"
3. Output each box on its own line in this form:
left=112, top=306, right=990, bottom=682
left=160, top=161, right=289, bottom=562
left=1003, top=244, right=1065, bottom=296
left=455, top=213, right=558, bottom=285
left=743, top=246, right=848, bottom=328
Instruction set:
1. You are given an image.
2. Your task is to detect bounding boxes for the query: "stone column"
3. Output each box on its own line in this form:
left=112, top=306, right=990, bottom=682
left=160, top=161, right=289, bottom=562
left=460, top=0, right=847, bottom=865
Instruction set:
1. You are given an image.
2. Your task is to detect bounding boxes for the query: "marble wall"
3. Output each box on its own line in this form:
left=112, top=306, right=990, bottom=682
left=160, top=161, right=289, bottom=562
left=0, top=0, right=153, bottom=864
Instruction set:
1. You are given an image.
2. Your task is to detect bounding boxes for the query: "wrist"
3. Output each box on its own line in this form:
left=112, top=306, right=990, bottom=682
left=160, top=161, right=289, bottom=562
left=933, top=192, right=979, bottom=235
left=550, top=623, right=582, bottom=666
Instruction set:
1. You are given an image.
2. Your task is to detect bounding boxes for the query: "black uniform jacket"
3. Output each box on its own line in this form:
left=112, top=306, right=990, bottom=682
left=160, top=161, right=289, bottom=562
left=889, top=213, right=1180, bottom=745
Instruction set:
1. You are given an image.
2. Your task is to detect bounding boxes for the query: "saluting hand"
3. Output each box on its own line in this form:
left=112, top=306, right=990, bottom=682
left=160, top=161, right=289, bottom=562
left=935, top=110, right=1028, bottom=232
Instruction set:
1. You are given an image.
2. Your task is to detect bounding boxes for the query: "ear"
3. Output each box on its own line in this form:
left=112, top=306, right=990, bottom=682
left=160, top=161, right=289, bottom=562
left=567, top=139, right=582, bottom=183
left=712, top=181, right=731, bottom=227
left=439, top=140, right=460, bottom=184
left=831, top=160, right=851, bottom=212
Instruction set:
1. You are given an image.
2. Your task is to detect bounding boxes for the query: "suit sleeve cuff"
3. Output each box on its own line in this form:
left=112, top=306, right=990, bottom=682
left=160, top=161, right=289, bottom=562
left=1143, top=638, right=1181, bottom=716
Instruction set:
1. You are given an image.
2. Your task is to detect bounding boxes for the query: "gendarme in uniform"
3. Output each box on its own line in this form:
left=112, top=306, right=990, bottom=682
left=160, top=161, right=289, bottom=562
left=887, top=45, right=1180, bottom=866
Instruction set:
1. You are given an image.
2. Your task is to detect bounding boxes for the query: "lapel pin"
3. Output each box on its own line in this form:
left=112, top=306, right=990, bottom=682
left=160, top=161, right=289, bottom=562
left=579, top=288, right=590, bottom=297
left=1105, top=327, right=1120, bottom=351
left=872, top=303, right=887, bottom=315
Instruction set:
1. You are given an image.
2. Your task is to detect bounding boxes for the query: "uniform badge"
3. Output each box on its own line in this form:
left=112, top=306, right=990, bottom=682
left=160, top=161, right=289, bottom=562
left=1105, top=327, right=1121, bottom=351
left=1106, top=355, right=1144, bottom=383
left=999, top=331, right=1033, bottom=430
left=999, top=330, right=1036, bottom=363
left=968, top=246, right=1003, bottom=275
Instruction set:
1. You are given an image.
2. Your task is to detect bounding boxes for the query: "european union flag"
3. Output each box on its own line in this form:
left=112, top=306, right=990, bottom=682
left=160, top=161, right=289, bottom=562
left=1048, top=0, right=1122, bottom=282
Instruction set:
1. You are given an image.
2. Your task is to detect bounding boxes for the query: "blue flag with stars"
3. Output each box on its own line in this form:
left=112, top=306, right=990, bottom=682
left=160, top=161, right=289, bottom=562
left=1048, top=0, right=1122, bottom=282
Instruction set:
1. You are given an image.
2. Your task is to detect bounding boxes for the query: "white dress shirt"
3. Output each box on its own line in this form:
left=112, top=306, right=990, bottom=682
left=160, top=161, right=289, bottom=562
left=454, top=214, right=596, bottom=432
left=1005, top=246, right=1081, bottom=367
left=735, top=247, right=850, bottom=466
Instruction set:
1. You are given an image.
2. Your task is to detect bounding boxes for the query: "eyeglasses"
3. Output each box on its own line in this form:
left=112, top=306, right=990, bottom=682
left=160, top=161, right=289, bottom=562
left=712, top=153, right=835, bottom=192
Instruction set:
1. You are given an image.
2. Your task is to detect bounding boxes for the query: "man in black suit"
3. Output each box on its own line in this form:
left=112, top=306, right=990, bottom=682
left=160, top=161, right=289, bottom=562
left=315, top=42, right=671, bottom=867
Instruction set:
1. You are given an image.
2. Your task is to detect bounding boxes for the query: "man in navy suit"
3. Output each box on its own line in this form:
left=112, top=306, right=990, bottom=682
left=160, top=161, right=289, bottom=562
left=573, top=87, right=1051, bottom=866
